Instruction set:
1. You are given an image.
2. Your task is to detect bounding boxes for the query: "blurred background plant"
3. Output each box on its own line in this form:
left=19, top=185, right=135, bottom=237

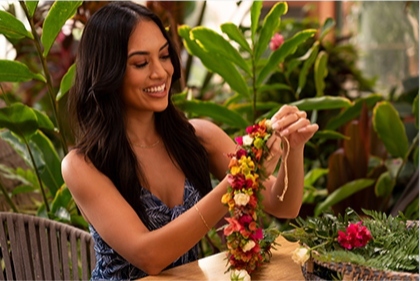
left=0, top=0, right=418, bottom=257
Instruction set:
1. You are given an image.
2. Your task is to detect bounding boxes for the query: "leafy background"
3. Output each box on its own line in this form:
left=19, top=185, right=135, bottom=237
left=0, top=1, right=418, bottom=256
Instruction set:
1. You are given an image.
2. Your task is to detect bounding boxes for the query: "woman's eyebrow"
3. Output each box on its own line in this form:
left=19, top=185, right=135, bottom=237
left=128, top=42, right=169, bottom=58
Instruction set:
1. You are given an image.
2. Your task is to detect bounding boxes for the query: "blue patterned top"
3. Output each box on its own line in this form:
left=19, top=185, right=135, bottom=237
left=90, top=179, right=202, bottom=280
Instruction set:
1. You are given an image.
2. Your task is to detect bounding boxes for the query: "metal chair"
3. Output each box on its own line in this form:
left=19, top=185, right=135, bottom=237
left=0, top=212, right=95, bottom=280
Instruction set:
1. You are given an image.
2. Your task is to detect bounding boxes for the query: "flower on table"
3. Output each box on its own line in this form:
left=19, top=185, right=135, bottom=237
left=291, top=246, right=310, bottom=266
left=337, top=222, right=372, bottom=250
left=230, top=269, right=251, bottom=281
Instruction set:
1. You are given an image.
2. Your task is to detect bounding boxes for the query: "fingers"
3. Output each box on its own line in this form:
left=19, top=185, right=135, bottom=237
left=271, top=107, right=309, bottom=135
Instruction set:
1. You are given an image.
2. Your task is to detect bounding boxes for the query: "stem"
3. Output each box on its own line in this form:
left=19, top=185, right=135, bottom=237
left=25, top=141, right=51, bottom=214
left=395, top=132, right=419, bottom=181
left=19, top=1, right=68, bottom=155
left=0, top=180, right=19, bottom=213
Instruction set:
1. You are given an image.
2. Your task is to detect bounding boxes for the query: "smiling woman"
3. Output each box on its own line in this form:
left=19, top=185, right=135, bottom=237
left=61, top=1, right=318, bottom=280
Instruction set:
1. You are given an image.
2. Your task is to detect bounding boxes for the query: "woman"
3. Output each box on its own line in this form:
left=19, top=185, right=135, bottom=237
left=61, top=1, right=319, bottom=280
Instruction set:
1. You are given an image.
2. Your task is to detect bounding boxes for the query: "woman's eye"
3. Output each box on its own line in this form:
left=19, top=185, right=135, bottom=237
left=134, top=62, right=148, bottom=68
left=161, top=54, right=170, bottom=60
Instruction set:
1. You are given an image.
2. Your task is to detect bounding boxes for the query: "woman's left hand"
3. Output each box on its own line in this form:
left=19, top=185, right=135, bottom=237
left=270, top=105, right=318, bottom=149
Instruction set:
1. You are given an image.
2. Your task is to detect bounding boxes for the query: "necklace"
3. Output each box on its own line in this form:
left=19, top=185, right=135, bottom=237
left=133, top=139, right=161, bottom=149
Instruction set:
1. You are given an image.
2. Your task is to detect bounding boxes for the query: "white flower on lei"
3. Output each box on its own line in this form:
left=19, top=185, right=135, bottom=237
left=291, top=246, right=310, bottom=266
left=233, top=192, right=250, bottom=206
left=242, top=135, right=254, bottom=146
left=230, top=269, right=251, bottom=281
left=242, top=240, right=256, bottom=252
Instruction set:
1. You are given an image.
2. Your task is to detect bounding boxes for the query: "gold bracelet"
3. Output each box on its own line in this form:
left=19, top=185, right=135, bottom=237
left=194, top=205, right=211, bottom=231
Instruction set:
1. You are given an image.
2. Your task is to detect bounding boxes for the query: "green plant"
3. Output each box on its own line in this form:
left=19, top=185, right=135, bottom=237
left=282, top=208, right=419, bottom=279
left=0, top=1, right=86, bottom=227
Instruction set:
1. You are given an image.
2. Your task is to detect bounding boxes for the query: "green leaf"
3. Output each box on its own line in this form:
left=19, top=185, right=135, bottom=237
left=25, top=1, right=39, bottom=18
left=176, top=100, right=248, bottom=129
left=325, top=94, right=383, bottom=131
left=221, top=23, right=251, bottom=53
left=57, top=63, right=75, bottom=101
left=291, top=96, right=352, bottom=111
left=315, top=179, right=374, bottom=216
left=257, top=29, right=316, bottom=85
left=373, top=101, right=409, bottom=158
left=0, top=10, right=33, bottom=39
left=312, top=130, right=350, bottom=141
left=41, top=1, right=82, bottom=56
left=0, top=131, right=31, bottom=166
left=50, top=185, right=72, bottom=217
left=413, top=94, right=418, bottom=129
left=304, top=168, right=329, bottom=187
left=254, top=2, right=288, bottom=60
left=375, top=171, right=395, bottom=197
left=296, top=41, right=319, bottom=97
left=314, top=51, right=328, bottom=97
left=250, top=1, right=263, bottom=43
left=191, top=27, right=251, bottom=75
left=257, top=83, right=293, bottom=93
left=0, top=60, right=45, bottom=82
left=180, top=27, right=249, bottom=97
left=0, top=103, right=38, bottom=138
left=319, top=18, right=335, bottom=42
left=30, top=131, right=63, bottom=196
left=33, top=109, right=55, bottom=131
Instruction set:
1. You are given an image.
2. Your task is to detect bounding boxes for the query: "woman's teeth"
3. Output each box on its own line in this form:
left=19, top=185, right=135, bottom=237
left=144, top=84, right=165, bottom=93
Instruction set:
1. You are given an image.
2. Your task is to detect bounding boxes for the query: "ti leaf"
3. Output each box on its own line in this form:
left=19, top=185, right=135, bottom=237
left=257, top=29, right=316, bottom=86
left=0, top=60, right=45, bottom=83
left=315, top=179, right=375, bottom=216
left=0, top=10, right=33, bottom=39
left=221, top=23, right=251, bottom=53
left=57, top=63, right=75, bottom=101
left=191, top=27, right=251, bottom=76
left=41, top=1, right=82, bottom=56
left=254, top=2, right=288, bottom=60
left=314, top=51, right=328, bottom=97
left=373, top=101, right=409, bottom=158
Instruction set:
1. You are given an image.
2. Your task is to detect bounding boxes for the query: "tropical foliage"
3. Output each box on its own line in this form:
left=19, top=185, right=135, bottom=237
left=282, top=208, right=419, bottom=278
left=0, top=0, right=418, bottom=237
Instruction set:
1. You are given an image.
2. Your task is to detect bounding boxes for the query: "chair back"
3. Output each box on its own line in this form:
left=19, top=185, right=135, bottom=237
left=0, top=212, right=95, bottom=280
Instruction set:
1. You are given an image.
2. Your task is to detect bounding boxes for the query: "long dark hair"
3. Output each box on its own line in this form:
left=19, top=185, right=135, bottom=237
left=68, top=1, right=212, bottom=226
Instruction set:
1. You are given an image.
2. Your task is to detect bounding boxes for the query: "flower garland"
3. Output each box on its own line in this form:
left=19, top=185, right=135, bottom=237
left=221, top=119, right=289, bottom=279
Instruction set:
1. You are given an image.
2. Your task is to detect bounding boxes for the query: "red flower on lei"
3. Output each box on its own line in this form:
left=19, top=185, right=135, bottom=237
left=221, top=119, right=273, bottom=275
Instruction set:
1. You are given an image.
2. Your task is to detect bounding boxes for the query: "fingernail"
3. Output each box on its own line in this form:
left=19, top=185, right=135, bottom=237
left=280, top=129, right=289, bottom=136
left=272, top=123, right=280, bottom=130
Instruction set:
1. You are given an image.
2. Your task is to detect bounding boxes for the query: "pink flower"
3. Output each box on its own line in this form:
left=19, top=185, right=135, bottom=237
left=239, top=215, right=253, bottom=225
left=338, top=222, right=372, bottom=250
left=224, top=217, right=243, bottom=236
left=236, top=149, right=247, bottom=159
left=235, top=136, right=243, bottom=146
left=250, top=227, right=263, bottom=240
left=269, top=33, right=284, bottom=51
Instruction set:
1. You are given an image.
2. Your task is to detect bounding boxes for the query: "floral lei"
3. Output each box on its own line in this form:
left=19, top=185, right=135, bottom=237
left=221, top=119, right=289, bottom=279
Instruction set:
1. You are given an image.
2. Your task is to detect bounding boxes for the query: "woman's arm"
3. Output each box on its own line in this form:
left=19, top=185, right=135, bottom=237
left=190, top=105, right=318, bottom=219
left=61, top=151, right=228, bottom=275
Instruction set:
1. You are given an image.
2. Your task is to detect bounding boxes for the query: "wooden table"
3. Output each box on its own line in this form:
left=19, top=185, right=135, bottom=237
left=143, top=236, right=304, bottom=280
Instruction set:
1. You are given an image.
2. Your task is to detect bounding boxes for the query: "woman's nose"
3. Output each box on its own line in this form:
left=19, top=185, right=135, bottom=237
left=150, top=60, right=166, bottom=79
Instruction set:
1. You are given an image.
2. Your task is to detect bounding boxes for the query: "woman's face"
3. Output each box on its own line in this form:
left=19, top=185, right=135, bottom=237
left=122, top=20, right=174, bottom=115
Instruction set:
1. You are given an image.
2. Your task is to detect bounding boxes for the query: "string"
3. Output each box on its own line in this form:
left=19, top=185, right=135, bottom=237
left=277, top=136, right=290, bottom=201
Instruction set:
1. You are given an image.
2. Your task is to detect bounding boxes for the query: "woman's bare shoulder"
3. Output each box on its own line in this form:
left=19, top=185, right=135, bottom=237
left=189, top=118, right=225, bottom=141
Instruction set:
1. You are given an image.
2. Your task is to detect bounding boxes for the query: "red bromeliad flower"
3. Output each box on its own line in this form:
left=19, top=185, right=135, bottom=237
left=221, top=119, right=273, bottom=276
left=269, top=33, right=284, bottom=51
left=337, top=222, right=372, bottom=250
